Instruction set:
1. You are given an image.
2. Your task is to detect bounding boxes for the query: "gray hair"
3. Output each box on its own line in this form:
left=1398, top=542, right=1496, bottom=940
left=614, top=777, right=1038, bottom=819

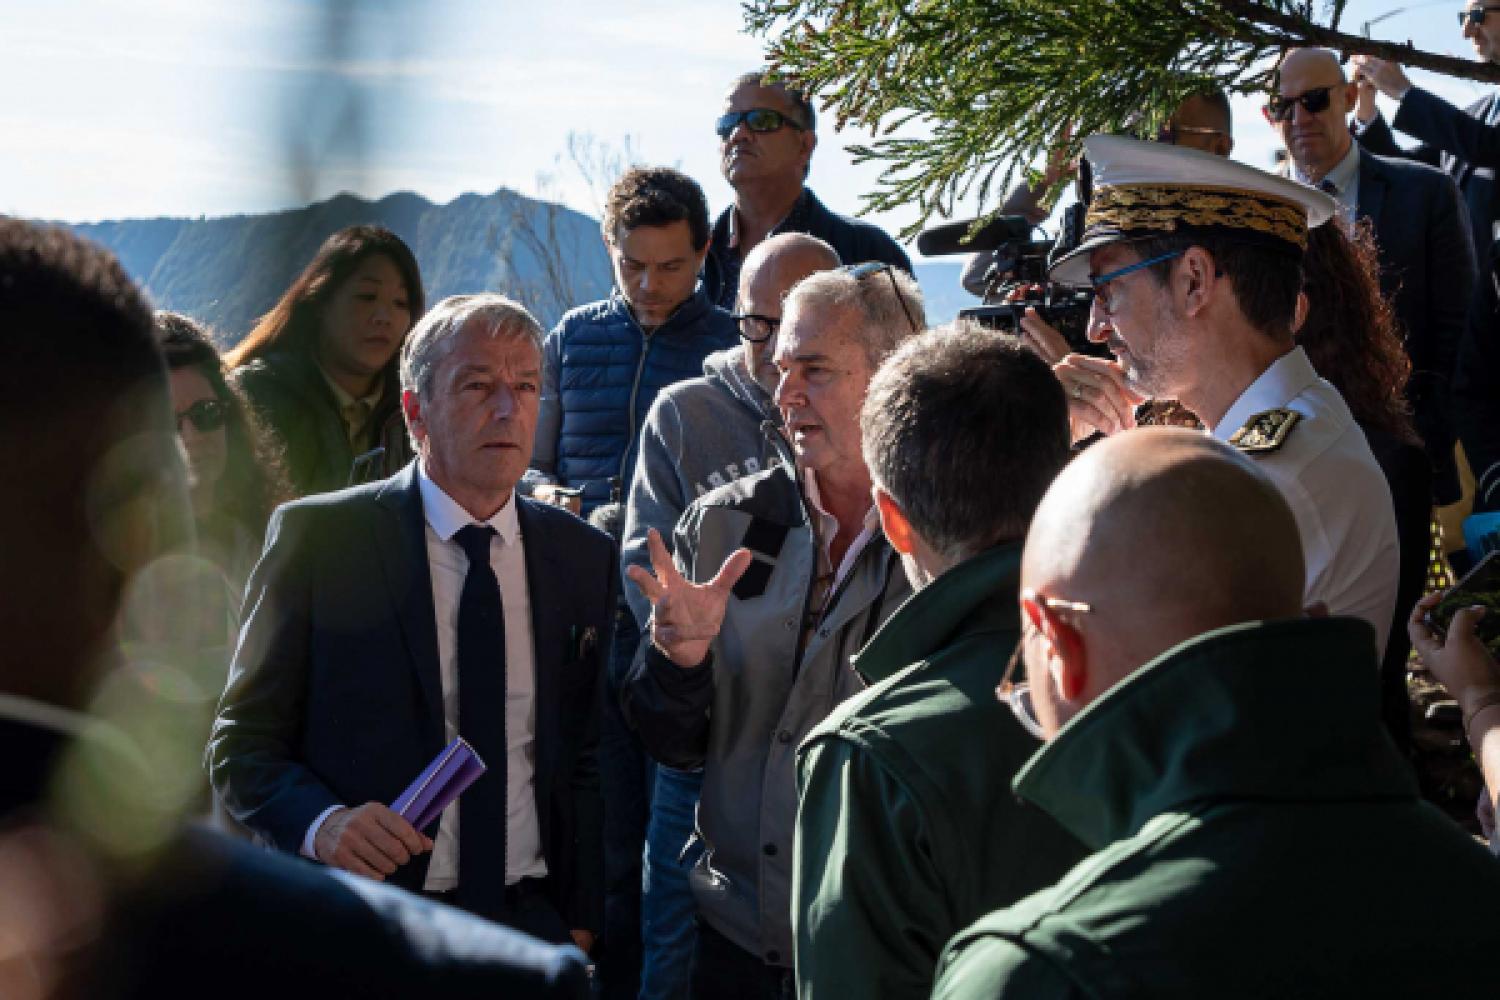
left=399, top=293, right=545, bottom=401
left=861, top=322, right=1071, bottom=563
left=783, top=265, right=926, bottom=368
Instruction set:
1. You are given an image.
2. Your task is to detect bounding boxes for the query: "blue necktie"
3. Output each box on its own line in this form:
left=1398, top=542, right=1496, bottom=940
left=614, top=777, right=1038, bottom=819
left=453, top=524, right=507, bottom=915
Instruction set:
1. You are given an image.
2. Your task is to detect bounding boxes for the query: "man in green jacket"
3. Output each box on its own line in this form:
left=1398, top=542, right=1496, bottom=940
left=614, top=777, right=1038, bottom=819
left=933, top=428, right=1500, bottom=998
left=793, top=326, right=1088, bottom=998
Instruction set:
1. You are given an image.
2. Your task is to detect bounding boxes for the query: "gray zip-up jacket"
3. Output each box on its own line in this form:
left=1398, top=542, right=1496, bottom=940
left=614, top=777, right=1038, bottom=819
left=621, top=347, right=785, bottom=629
left=621, top=461, right=910, bottom=968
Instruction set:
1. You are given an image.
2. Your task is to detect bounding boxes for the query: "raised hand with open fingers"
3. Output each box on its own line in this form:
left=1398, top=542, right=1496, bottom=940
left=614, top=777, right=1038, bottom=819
left=625, top=527, right=754, bottom=668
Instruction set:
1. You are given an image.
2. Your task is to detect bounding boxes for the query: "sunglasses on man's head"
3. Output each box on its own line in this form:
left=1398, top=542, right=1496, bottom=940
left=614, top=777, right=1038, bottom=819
left=1263, top=86, right=1334, bottom=123
left=841, top=261, right=921, bottom=334
left=715, top=108, right=805, bottom=140
left=1460, top=5, right=1500, bottom=27
left=176, top=398, right=227, bottom=434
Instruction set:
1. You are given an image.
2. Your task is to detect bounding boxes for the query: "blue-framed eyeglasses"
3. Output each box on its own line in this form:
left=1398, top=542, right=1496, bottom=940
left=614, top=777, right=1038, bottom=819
left=1089, top=250, right=1185, bottom=314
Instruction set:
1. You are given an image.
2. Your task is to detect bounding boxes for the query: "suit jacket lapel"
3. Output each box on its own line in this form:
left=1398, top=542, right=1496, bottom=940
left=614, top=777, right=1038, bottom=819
left=517, top=498, right=565, bottom=849
left=374, top=463, right=445, bottom=744
left=1357, top=150, right=1386, bottom=234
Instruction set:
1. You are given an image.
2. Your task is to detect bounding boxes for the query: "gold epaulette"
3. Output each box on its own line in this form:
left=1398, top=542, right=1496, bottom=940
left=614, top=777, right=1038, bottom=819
left=1228, top=408, right=1301, bottom=455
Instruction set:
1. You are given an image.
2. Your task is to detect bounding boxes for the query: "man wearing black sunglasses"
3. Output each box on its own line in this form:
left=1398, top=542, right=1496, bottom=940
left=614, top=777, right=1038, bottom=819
left=1268, top=48, right=1476, bottom=508
left=1354, top=11, right=1500, bottom=517
left=1352, top=9, right=1500, bottom=277
left=703, top=71, right=910, bottom=310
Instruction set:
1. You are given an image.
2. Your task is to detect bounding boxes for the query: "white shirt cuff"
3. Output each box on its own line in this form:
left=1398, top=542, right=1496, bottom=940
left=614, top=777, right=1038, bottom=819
left=301, top=805, right=343, bottom=860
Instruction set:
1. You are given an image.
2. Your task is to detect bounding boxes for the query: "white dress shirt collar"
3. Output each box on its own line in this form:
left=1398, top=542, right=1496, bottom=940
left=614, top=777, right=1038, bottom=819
left=1209, top=346, right=1321, bottom=440
left=417, top=462, right=521, bottom=546
left=803, top=468, right=882, bottom=594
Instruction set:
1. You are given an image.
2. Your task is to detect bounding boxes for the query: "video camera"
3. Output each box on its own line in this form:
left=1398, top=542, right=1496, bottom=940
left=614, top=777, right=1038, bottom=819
left=918, top=201, right=1102, bottom=357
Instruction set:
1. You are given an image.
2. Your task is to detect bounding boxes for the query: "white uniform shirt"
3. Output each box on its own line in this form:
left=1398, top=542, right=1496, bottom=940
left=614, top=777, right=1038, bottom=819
left=1209, top=347, right=1400, bottom=655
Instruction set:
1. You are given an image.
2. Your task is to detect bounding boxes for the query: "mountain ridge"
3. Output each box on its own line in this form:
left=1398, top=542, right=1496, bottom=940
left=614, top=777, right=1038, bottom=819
left=62, top=188, right=965, bottom=341
left=63, top=187, right=614, bottom=339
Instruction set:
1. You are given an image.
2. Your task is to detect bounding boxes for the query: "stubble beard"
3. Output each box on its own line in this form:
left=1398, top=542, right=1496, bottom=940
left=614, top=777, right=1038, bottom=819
left=1123, top=296, right=1190, bottom=401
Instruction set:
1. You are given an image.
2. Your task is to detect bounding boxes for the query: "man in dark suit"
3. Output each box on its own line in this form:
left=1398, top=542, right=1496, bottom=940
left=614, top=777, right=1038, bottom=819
left=1269, top=47, right=1477, bottom=505
left=1353, top=11, right=1500, bottom=278
left=0, top=218, right=589, bottom=998
left=1354, top=11, right=1500, bottom=512
left=211, top=293, right=613, bottom=950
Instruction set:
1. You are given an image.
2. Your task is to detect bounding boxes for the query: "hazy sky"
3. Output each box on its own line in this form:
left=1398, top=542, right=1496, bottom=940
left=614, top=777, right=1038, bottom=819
left=3, top=0, right=1489, bottom=256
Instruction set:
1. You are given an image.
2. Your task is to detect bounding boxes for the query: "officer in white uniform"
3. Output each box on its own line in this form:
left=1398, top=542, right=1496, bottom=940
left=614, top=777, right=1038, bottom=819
left=1048, top=135, right=1400, bottom=656
left=1210, top=350, right=1400, bottom=654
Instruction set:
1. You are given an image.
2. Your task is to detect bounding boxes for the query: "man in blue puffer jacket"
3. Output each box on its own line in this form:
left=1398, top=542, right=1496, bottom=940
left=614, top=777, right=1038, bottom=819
left=526, top=167, right=737, bottom=517
left=524, top=166, right=736, bottom=1000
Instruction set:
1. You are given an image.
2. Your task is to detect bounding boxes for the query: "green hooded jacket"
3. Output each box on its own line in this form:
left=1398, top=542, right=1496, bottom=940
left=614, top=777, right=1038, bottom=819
left=933, top=617, right=1500, bottom=999
left=793, top=544, right=1087, bottom=999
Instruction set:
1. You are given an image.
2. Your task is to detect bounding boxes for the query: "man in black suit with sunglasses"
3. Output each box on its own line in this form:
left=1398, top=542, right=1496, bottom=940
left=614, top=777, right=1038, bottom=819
left=1268, top=47, right=1475, bottom=508
left=1353, top=6, right=1500, bottom=272
left=1354, top=7, right=1500, bottom=514
left=703, top=70, right=911, bottom=309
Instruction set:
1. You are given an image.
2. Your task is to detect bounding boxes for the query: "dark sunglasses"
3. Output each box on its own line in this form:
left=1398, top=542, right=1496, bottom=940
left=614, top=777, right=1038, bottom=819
left=1460, top=5, right=1500, bottom=26
left=176, top=398, right=227, bottom=434
left=731, top=312, right=780, bottom=344
left=1263, top=86, right=1334, bottom=123
left=841, top=261, right=920, bottom=334
left=715, top=108, right=805, bottom=140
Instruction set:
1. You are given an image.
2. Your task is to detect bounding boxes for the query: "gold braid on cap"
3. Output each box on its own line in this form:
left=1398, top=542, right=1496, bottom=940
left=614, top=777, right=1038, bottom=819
left=1086, top=184, right=1308, bottom=250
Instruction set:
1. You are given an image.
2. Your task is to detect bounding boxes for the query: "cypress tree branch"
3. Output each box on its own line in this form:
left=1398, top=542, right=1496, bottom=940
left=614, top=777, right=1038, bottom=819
left=743, top=0, right=1500, bottom=234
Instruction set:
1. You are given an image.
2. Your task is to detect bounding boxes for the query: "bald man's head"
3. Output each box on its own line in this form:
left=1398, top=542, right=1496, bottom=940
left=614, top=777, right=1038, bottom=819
left=1272, top=48, right=1357, bottom=181
left=737, top=232, right=841, bottom=393
left=1279, top=47, right=1344, bottom=78
left=1019, top=428, right=1304, bottom=734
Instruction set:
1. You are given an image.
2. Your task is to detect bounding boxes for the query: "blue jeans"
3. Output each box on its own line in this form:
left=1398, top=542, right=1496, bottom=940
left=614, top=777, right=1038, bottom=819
left=639, top=764, right=703, bottom=1000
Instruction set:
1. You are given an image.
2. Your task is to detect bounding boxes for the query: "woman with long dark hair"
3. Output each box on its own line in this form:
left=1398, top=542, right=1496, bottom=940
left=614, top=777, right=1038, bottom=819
left=224, top=225, right=424, bottom=497
left=1298, top=218, right=1429, bottom=753
left=152, top=313, right=294, bottom=831
left=156, top=311, right=292, bottom=602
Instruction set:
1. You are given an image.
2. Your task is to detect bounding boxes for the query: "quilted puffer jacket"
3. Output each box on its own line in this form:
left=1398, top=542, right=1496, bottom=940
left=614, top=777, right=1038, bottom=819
left=527, top=286, right=736, bottom=515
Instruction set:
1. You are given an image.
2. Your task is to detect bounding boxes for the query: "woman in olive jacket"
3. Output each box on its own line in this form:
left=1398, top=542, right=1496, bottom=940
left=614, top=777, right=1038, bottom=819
left=225, top=225, right=424, bottom=498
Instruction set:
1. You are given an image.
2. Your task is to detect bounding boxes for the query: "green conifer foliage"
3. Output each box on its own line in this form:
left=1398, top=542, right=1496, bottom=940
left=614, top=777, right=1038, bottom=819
left=744, top=0, right=1500, bottom=234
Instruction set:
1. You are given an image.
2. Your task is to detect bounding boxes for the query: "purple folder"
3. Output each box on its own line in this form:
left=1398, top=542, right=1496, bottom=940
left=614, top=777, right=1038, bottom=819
left=391, top=736, right=487, bottom=832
